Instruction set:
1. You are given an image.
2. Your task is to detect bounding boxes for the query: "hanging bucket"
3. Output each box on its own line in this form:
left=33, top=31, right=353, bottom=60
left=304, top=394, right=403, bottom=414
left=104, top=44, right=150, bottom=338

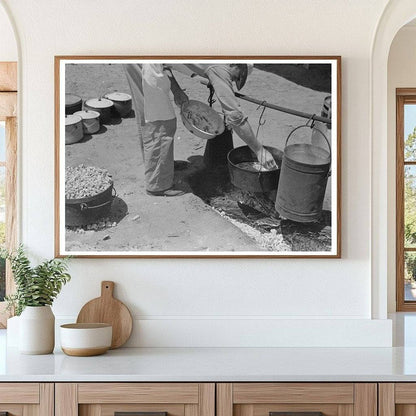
left=275, top=125, right=331, bottom=223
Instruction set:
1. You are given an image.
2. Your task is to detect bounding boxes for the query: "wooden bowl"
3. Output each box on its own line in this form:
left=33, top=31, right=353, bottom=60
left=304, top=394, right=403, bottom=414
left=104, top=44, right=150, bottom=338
left=60, top=323, right=112, bottom=356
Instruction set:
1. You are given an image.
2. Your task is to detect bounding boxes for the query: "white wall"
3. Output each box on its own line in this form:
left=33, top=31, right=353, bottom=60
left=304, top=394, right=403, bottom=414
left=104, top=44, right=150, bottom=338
left=0, top=0, right=393, bottom=346
left=387, top=25, right=416, bottom=312
left=0, top=3, right=17, bottom=61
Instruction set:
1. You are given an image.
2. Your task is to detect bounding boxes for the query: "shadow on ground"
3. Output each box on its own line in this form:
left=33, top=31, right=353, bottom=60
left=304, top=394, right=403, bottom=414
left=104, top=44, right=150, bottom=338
left=175, top=147, right=332, bottom=252
left=109, top=196, right=129, bottom=223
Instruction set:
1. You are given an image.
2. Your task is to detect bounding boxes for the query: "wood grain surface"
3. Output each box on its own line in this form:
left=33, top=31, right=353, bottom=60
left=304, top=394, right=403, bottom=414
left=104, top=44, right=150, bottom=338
left=76, top=281, right=133, bottom=348
left=77, top=383, right=199, bottom=404
left=233, top=383, right=354, bottom=404
left=0, top=92, right=16, bottom=120
left=0, top=383, right=39, bottom=403
left=0, top=62, right=17, bottom=92
left=55, top=383, right=78, bottom=416
left=379, top=383, right=395, bottom=416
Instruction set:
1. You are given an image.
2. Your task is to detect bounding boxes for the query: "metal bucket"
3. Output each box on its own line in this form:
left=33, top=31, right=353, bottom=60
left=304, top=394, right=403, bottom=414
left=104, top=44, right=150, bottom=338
left=275, top=126, right=331, bottom=223
left=65, top=183, right=116, bottom=226
left=227, top=145, right=282, bottom=193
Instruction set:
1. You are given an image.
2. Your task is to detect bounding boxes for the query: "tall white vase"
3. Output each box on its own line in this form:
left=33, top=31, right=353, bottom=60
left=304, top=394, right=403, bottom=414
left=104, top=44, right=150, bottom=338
left=6, top=315, right=20, bottom=347
left=19, top=306, right=55, bottom=354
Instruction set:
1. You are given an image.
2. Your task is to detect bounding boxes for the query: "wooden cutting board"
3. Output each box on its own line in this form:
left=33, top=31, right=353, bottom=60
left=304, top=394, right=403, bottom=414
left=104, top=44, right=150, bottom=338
left=76, top=281, right=133, bottom=349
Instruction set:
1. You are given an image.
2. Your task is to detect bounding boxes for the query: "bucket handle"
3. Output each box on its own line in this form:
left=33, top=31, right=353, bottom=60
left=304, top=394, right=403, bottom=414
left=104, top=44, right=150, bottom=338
left=80, top=187, right=117, bottom=211
left=285, top=124, right=332, bottom=177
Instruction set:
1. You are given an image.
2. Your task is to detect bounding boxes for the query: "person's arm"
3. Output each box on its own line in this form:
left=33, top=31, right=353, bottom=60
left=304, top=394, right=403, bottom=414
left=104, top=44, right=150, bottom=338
left=165, top=68, right=188, bottom=107
left=233, top=121, right=278, bottom=169
left=206, top=67, right=278, bottom=169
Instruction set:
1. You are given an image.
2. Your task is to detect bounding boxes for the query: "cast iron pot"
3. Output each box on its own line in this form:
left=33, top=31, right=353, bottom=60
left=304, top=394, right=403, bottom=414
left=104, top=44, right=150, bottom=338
left=65, top=183, right=116, bottom=227
left=65, top=94, right=82, bottom=115
left=84, top=98, right=114, bottom=124
left=227, top=145, right=282, bottom=193
left=104, top=92, right=132, bottom=117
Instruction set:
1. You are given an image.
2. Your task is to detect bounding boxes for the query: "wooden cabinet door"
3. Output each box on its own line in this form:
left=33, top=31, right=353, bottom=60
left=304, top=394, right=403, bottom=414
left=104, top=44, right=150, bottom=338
left=217, top=383, right=377, bottom=416
left=0, top=383, right=53, bottom=416
left=55, top=383, right=215, bottom=416
left=378, top=383, right=416, bottom=416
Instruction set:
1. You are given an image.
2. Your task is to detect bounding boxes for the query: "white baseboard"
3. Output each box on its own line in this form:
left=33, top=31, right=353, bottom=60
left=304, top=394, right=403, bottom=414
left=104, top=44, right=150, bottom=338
left=56, top=317, right=392, bottom=347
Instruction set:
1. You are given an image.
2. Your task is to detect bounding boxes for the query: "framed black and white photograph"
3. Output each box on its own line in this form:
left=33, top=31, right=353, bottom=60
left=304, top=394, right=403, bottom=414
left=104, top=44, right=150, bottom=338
left=55, top=56, right=341, bottom=258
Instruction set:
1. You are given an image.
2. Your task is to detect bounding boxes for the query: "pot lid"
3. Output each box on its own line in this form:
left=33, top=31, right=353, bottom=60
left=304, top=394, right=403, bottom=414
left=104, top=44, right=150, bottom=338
left=104, top=92, right=131, bottom=102
left=74, top=110, right=100, bottom=119
left=85, top=98, right=114, bottom=109
left=65, top=93, right=82, bottom=106
left=65, top=114, right=82, bottom=126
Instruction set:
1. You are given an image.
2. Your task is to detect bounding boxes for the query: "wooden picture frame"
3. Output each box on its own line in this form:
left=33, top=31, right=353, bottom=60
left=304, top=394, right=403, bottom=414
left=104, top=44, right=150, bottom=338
left=55, top=56, right=341, bottom=258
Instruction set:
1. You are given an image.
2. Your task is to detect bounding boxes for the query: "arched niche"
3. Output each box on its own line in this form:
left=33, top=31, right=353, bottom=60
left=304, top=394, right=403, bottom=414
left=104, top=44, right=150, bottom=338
left=371, top=0, right=416, bottom=319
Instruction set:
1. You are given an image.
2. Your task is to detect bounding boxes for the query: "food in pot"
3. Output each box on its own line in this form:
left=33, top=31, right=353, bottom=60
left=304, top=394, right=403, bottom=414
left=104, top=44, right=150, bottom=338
left=236, top=161, right=278, bottom=172
left=182, top=108, right=220, bottom=135
left=65, top=165, right=112, bottom=199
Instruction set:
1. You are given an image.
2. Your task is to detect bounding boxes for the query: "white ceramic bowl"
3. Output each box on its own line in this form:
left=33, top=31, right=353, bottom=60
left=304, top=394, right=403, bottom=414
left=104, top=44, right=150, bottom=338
left=60, top=323, right=112, bottom=356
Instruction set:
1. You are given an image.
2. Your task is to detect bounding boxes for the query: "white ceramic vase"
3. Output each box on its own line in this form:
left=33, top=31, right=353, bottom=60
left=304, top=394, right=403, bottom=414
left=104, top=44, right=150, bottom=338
left=6, top=315, right=20, bottom=347
left=19, top=306, right=55, bottom=354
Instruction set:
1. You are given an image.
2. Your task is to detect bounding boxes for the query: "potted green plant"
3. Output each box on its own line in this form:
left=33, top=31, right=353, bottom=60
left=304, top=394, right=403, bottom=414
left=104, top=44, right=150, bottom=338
left=1, top=245, right=71, bottom=354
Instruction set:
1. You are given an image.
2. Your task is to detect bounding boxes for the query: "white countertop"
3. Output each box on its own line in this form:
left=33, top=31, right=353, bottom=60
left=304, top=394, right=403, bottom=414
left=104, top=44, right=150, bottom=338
left=1, top=328, right=416, bottom=382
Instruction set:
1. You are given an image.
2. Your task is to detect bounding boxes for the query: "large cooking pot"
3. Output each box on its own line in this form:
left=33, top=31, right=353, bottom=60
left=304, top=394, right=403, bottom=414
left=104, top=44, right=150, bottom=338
left=181, top=100, right=225, bottom=140
left=104, top=92, right=132, bottom=117
left=65, top=183, right=116, bottom=227
left=84, top=98, right=114, bottom=124
left=65, top=94, right=82, bottom=115
left=65, top=115, right=84, bottom=145
left=74, top=110, right=100, bottom=134
left=227, top=145, right=282, bottom=193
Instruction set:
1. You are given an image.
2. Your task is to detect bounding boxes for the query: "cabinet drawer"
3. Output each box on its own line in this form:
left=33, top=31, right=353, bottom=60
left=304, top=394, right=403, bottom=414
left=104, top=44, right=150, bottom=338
left=217, top=383, right=376, bottom=416
left=379, top=383, right=416, bottom=416
left=56, top=383, right=215, bottom=416
left=0, top=383, right=53, bottom=416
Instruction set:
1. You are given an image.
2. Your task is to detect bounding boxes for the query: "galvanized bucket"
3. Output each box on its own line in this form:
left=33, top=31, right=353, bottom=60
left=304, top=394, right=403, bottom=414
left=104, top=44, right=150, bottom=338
left=275, top=125, right=331, bottom=223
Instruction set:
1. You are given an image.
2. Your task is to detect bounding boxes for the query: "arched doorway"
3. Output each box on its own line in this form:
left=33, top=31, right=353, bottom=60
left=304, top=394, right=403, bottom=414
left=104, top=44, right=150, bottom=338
left=371, top=0, right=416, bottom=319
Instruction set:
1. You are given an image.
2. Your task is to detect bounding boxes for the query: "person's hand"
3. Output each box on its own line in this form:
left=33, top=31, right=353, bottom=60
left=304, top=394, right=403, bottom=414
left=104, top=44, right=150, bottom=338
left=174, top=90, right=189, bottom=107
left=256, top=147, right=278, bottom=170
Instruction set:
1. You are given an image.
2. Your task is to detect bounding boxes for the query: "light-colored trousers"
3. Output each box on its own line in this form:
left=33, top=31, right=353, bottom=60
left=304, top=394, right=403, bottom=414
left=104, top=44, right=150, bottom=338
left=124, top=64, right=176, bottom=192
left=143, top=119, right=176, bottom=192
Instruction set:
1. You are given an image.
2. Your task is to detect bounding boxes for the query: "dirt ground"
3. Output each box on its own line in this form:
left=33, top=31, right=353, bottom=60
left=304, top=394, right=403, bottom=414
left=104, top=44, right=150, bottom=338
left=64, top=63, right=333, bottom=253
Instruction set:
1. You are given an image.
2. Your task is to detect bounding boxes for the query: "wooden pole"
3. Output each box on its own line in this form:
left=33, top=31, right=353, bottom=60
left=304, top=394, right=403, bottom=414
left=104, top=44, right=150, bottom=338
left=234, top=92, right=331, bottom=125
